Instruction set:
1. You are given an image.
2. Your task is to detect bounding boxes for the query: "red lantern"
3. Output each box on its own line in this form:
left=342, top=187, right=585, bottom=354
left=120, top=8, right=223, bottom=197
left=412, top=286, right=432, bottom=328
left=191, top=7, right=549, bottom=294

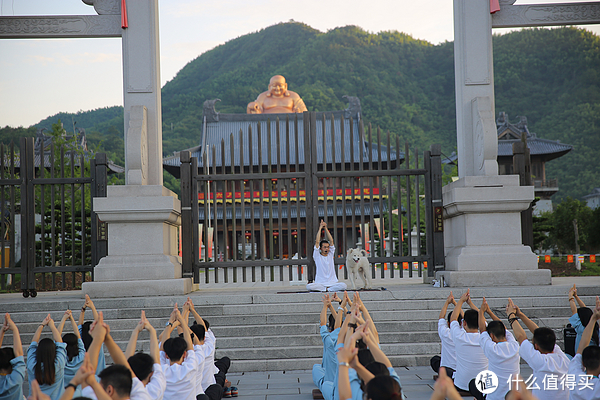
left=273, top=231, right=279, bottom=237
left=291, top=230, right=297, bottom=237
left=245, top=232, right=251, bottom=238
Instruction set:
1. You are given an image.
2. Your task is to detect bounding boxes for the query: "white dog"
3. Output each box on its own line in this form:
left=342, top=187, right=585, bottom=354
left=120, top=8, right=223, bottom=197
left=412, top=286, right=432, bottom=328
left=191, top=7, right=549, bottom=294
left=346, top=248, right=373, bottom=290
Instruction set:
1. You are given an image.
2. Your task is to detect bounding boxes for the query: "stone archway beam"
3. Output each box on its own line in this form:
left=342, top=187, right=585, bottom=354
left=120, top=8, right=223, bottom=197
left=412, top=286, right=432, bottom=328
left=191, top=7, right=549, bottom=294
left=492, top=1, right=600, bottom=28
left=0, top=15, right=122, bottom=38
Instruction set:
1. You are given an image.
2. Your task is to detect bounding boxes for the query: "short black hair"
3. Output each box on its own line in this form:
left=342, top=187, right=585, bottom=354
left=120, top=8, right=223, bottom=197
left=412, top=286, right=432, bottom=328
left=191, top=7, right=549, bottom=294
left=463, top=309, right=478, bottom=330
left=128, top=352, right=154, bottom=381
left=357, top=348, right=374, bottom=367
left=365, top=361, right=389, bottom=377
left=486, top=321, right=506, bottom=339
left=203, top=319, right=211, bottom=330
left=0, top=347, right=15, bottom=371
left=532, top=327, right=556, bottom=353
left=190, top=324, right=206, bottom=342
left=582, top=345, right=600, bottom=371
left=81, top=321, right=93, bottom=350
left=63, top=333, right=80, bottom=362
left=366, top=375, right=402, bottom=400
left=448, top=311, right=462, bottom=326
left=98, top=364, right=132, bottom=397
left=319, top=240, right=330, bottom=248
left=327, top=314, right=336, bottom=332
left=163, top=337, right=187, bottom=361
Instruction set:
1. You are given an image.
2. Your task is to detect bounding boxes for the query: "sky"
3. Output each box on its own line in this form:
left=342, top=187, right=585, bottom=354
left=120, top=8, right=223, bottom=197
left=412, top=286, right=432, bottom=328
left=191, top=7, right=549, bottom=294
left=0, top=0, right=598, bottom=128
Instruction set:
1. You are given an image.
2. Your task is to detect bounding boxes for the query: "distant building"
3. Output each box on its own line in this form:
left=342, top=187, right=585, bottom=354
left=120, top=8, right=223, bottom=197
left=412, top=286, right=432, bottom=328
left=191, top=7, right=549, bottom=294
left=583, top=188, right=600, bottom=209
left=496, top=112, right=572, bottom=215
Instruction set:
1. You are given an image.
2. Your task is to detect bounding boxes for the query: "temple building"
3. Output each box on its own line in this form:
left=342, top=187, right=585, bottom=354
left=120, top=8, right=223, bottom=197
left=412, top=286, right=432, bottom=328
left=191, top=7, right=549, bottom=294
left=495, top=112, right=573, bottom=214
left=163, top=97, right=403, bottom=260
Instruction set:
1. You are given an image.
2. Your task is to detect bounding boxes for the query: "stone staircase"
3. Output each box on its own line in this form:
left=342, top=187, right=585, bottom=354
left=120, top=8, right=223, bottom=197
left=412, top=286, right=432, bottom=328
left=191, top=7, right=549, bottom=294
left=0, top=281, right=597, bottom=373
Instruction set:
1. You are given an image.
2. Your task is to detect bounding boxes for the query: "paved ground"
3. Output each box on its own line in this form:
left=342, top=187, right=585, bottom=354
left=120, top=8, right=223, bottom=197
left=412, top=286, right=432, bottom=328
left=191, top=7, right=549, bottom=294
left=226, top=365, right=535, bottom=400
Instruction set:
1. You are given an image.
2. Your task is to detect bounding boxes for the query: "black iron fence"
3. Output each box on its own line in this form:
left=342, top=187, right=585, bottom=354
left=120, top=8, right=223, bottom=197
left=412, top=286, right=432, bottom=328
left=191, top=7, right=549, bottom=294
left=0, top=138, right=107, bottom=296
left=180, top=111, right=444, bottom=285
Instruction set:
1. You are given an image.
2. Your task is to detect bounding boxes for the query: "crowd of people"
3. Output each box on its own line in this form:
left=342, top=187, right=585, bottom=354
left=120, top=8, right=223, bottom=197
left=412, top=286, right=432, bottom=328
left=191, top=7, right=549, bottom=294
left=0, top=295, right=236, bottom=400
left=308, top=285, right=600, bottom=400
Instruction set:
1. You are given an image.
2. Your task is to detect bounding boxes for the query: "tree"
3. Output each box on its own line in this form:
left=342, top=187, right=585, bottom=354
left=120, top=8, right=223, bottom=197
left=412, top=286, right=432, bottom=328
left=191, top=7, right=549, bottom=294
left=546, top=197, right=593, bottom=254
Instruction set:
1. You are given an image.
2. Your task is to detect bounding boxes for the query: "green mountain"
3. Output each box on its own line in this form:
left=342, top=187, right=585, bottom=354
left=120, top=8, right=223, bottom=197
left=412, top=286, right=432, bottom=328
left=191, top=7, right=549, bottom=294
left=19, top=23, right=600, bottom=202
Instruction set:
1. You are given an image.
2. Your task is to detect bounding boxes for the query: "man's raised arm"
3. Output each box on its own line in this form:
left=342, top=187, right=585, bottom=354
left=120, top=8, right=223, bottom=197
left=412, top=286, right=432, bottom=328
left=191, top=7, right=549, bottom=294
left=451, top=289, right=469, bottom=323
left=439, top=292, right=454, bottom=320
left=514, top=302, right=538, bottom=333
left=315, top=220, right=325, bottom=248
left=478, top=298, right=488, bottom=333
left=507, top=299, right=527, bottom=344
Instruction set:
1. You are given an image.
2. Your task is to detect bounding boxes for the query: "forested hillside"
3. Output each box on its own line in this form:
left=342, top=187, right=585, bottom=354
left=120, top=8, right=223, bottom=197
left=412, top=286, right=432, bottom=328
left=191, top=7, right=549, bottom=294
left=6, top=23, right=598, bottom=202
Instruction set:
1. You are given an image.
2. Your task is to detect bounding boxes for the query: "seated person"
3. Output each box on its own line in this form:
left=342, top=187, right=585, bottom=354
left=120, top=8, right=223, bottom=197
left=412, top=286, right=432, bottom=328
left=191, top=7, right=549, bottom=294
left=125, top=310, right=166, bottom=400
left=313, top=294, right=342, bottom=390
left=307, top=220, right=347, bottom=292
left=567, top=297, right=600, bottom=400
left=0, top=313, right=25, bottom=400
left=568, top=285, right=599, bottom=354
left=475, top=297, right=519, bottom=400
left=449, top=289, right=488, bottom=393
left=57, top=309, right=86, bottom=398
left=508, top=298, right=570, bottom=400
left=431, top=292, right=461, bottom=379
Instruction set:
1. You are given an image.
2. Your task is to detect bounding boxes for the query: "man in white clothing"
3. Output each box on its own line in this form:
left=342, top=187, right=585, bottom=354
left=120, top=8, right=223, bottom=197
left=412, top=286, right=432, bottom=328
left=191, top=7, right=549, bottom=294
left=306, top=220, right=347, bottom=292
left=472, top=297, right=520, bottom=400
left=450, top=289, right=488, bottom=393
left=508, top=298, right=570, bottom=400
left=431, top=292, right=461, bottom=379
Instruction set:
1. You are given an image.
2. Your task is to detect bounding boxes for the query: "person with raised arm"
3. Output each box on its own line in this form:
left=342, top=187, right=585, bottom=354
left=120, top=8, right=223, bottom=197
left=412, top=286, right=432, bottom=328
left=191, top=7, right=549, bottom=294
left=507, top=298, right=569, bottom=400
left=568, top=284, right=599, bottom=354
left=160, top=305, right=202, bottom=400
left=125, top=311, right=167, bottom=400
left=313, top=294, right=342, bottom=393
left=27, top=314, right=67, bottom=400
left=449, top=289, right=488, bottom=394
left=0, top=313, right=25, bottom=400
left=472, top=297, right=519, bottom=400
left=59, top=353, right=111, bottom=400
left=57, top=309, right=86, bottom=398
left=307, top=220, right=347, bottom=292
left=429, top=367, right=464, bottom=400
left=431, top=291, right=461, bottom=378
left=567, top=296, right=600, bottom=400
left=78, top=294, right=106, bottom=375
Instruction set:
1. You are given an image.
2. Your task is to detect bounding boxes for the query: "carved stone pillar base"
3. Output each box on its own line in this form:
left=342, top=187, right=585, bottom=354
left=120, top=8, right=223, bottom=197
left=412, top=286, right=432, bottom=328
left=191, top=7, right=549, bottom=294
left=82, top=185, right=192, bottom=297
left=438, top=175, right=551, bottom=287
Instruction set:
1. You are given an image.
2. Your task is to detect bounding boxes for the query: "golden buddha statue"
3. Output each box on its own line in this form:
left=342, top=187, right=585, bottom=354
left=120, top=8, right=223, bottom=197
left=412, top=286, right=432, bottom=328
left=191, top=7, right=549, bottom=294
left=247, top=75, right=307, bottom=114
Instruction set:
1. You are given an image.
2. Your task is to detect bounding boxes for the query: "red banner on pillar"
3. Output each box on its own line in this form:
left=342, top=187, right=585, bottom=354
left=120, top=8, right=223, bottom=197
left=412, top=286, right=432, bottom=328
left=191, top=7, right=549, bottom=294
left=567, top=255, right=574, bottom=263
left=591, top=254, right=597, bottom=263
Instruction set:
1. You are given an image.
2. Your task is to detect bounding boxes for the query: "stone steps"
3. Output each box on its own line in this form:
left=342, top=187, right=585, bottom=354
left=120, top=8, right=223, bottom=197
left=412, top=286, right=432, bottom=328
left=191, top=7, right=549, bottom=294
left=0, top=283, right=596, bottom=372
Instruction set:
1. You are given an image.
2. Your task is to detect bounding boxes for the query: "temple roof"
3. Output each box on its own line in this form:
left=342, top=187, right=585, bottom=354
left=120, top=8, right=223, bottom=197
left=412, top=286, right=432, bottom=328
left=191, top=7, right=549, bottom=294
left=163, top=97, right=404, bottom=178
left=496, top=112, right=573, bottom=161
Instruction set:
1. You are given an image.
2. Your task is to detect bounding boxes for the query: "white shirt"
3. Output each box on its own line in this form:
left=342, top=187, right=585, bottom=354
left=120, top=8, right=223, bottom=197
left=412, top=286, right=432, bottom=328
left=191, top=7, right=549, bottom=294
left=145, top=363, right=166, bottom=400
left=201, top=332, right=217, bottom=390
left=193, top=344, right=207, bottom=395
left=82, top=376, right=149, bottom=400
left=313, top=245, right=339, bottom=286
left=567, top=353, right=600, bottom=400
left=437, top=318, right=457, bottom=372
left=161, top=350, right=198, bottom=400
left=519, top=340, right=570, bottom=400
left=450, top=320, right=489, bottom=391
left=479, top=331, right=520, bottom=400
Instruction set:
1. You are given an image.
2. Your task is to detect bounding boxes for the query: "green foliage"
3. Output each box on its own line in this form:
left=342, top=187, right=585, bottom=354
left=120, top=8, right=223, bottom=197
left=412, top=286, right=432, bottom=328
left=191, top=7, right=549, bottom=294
left=3, top=24, right=598, bottom=204
left=544, top=197, right=594, bottom=254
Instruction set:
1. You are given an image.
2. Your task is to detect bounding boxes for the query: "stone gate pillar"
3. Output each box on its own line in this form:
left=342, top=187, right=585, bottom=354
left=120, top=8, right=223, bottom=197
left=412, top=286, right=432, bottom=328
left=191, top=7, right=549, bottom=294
left=437, top=0, right=550, bottom=286
left=83, top=0, right=192, bottom=297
